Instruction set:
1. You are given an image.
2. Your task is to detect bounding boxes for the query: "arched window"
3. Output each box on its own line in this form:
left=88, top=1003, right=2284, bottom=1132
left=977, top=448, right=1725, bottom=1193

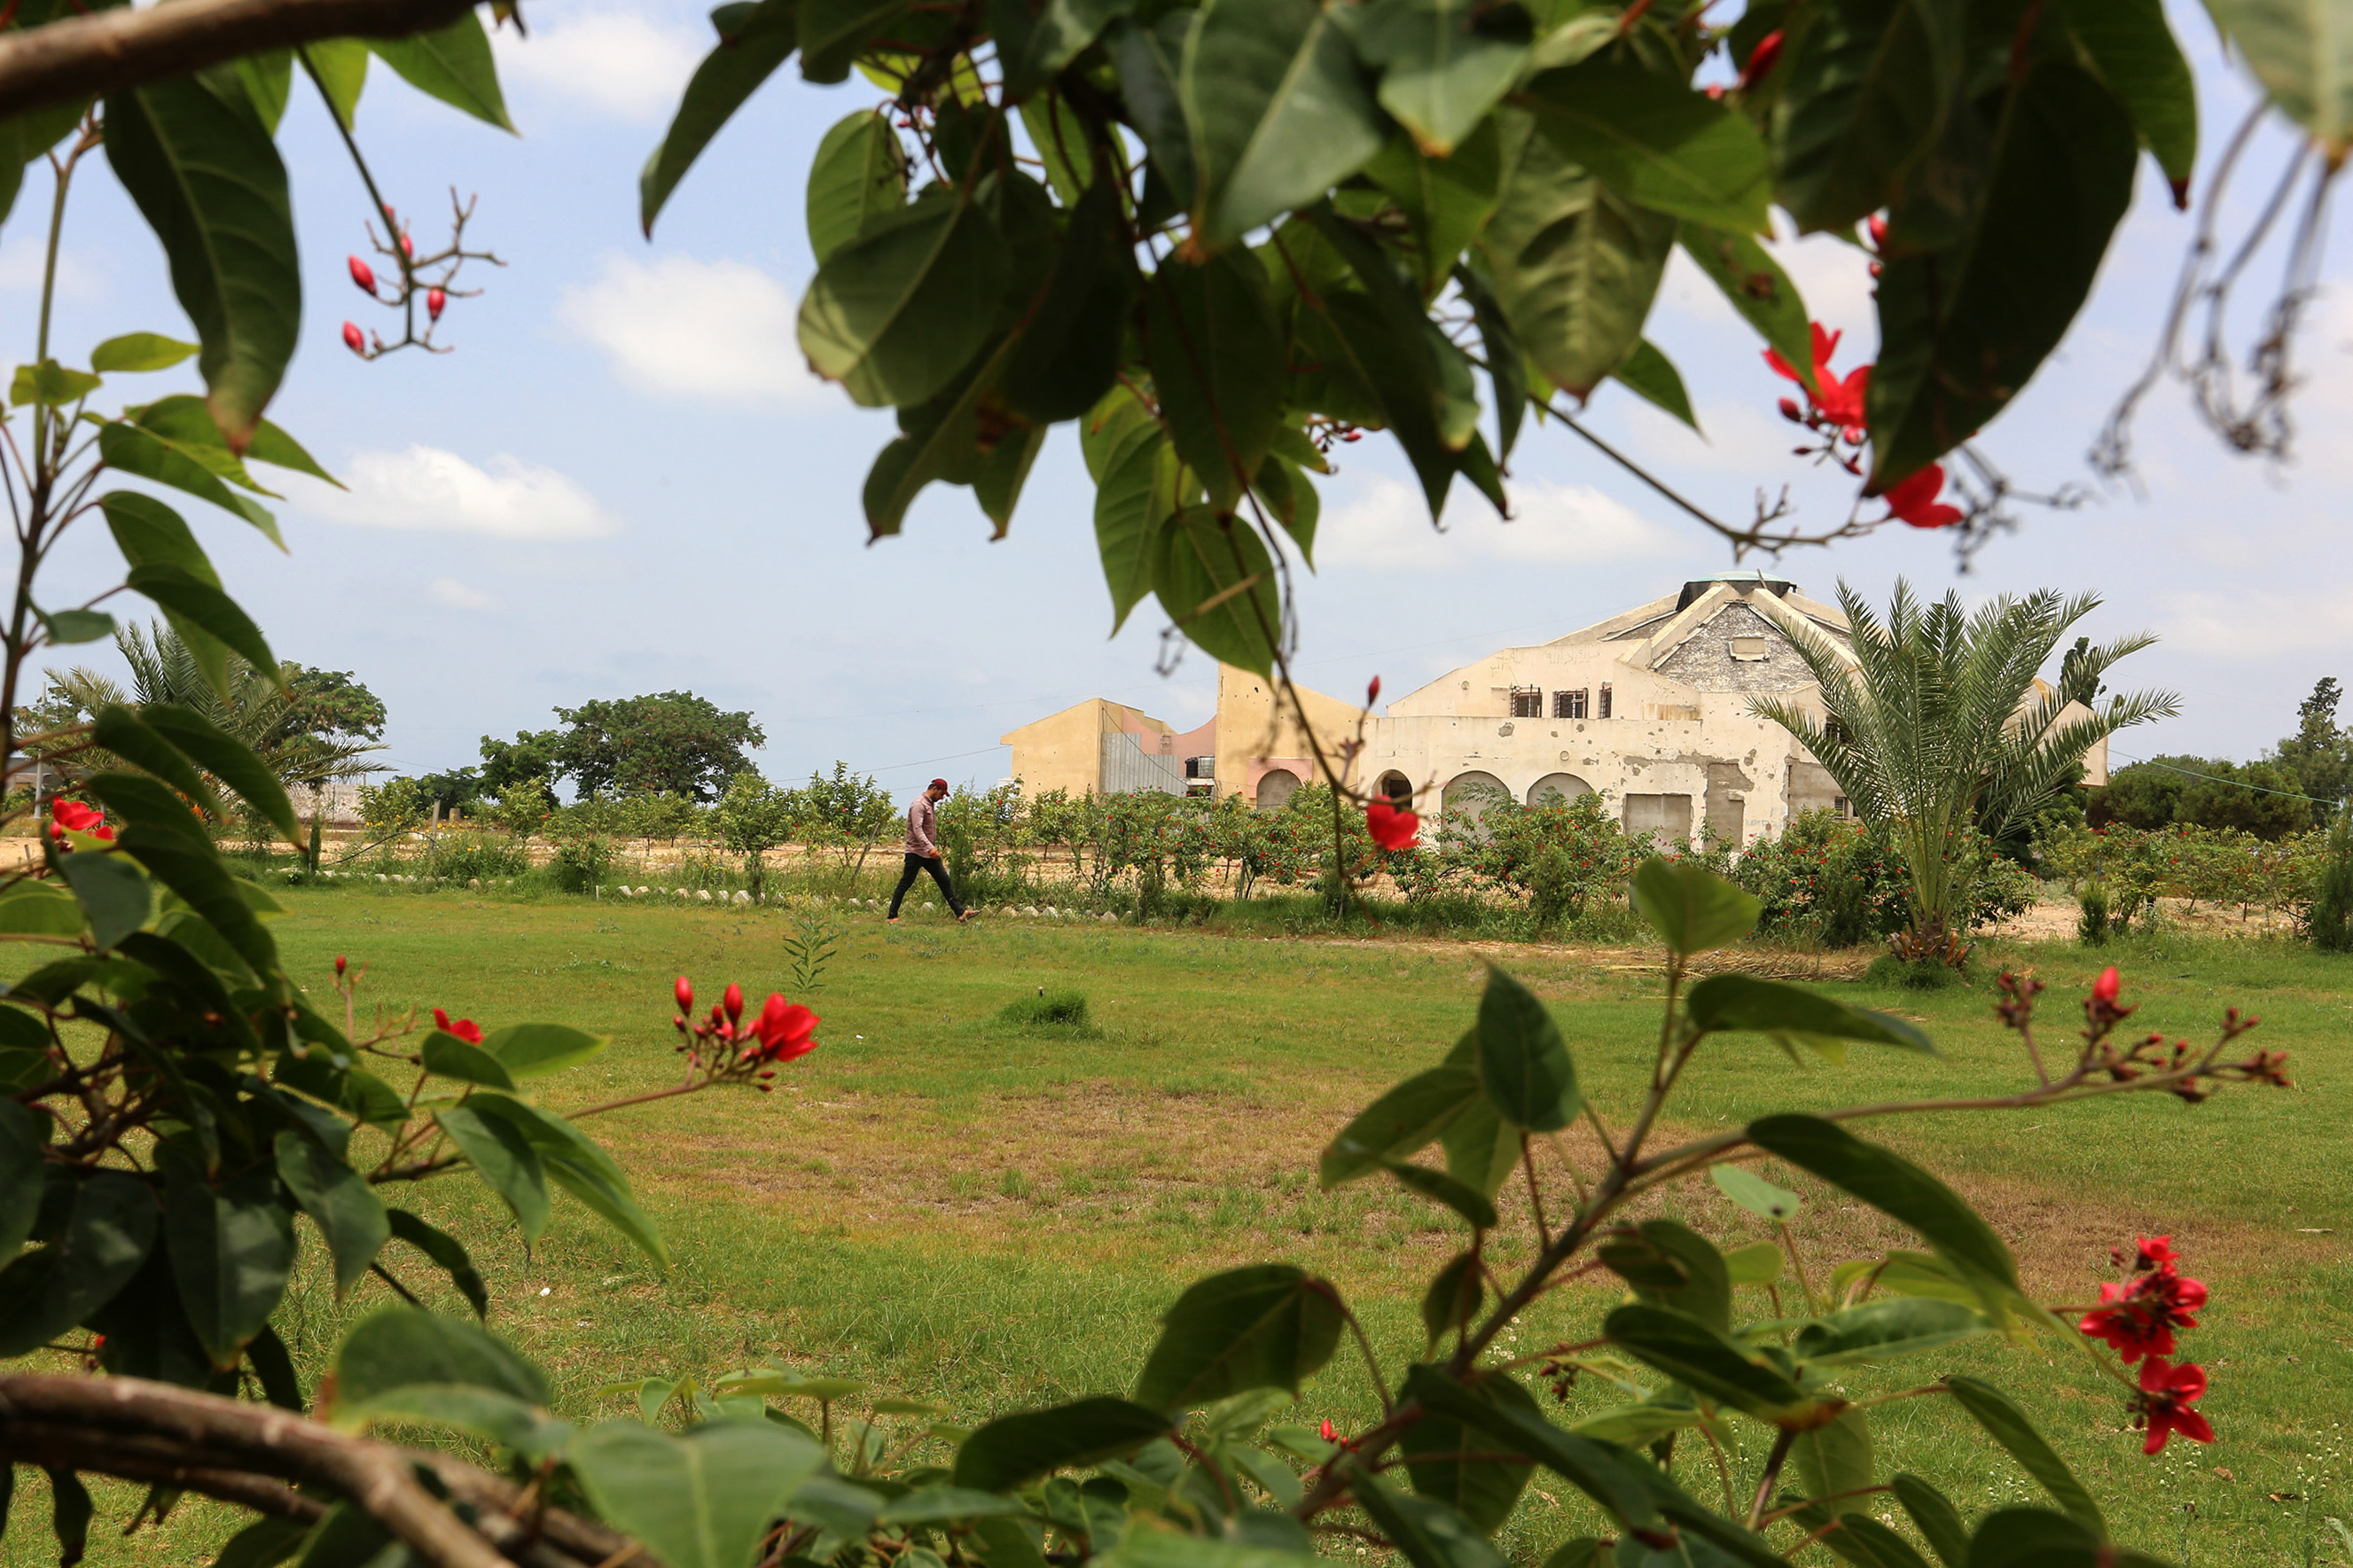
left=1255, top=768, right=1302, bottom=810
left=1442, top=770, right=1512, bottom=830
left=1528, top=773, right=1593, bottom=807
left=1375, top=769, right=1413, bottom=803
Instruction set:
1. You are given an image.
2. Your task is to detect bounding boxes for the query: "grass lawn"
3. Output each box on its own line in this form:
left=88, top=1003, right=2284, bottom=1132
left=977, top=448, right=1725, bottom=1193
left=6, top=888, right=2349, bottom=1567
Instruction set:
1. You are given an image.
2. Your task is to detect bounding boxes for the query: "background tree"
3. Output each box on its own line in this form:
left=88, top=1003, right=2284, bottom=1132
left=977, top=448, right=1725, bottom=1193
left=714, top=770, right=795, bottom=900
left=798, top=761, right=898, bottom=879
left=1753, top=581, right=2178, bottom=964
left=482, top=692, right=762, bottom=804
left=2274, top=677, right=2352, bottom=821
left=2091, top=755, right=2315, bottom=840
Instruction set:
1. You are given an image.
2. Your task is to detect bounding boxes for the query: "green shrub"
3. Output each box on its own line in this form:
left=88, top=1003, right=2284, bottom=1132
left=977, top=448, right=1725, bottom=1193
left=1864, top=953, right=1972, bottom=990
left=997, top=989, right=1092, bottom=1028
left=2308, top=807, right=2353, bottom=952
left=2079, top=880, right=2111, bottom=946
left=552, top=835, right=614, bottom=893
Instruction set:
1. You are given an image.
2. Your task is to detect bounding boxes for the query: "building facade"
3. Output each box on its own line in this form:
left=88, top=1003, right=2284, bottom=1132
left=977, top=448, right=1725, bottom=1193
left=1001, top=574, right=2107, bottom=846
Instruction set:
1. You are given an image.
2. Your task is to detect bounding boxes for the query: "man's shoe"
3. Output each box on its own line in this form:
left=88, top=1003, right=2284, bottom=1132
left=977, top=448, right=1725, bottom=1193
left=958, top=909, right=976, bottom=923
left=886, top=916, right=903, bottom=925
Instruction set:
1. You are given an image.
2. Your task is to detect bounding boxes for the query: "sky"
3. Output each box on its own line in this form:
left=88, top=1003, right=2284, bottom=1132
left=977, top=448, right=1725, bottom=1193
left=13, top=0, right=2352, bottom=803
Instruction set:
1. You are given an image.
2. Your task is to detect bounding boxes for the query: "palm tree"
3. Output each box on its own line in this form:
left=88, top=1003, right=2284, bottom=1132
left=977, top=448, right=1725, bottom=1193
left=1752, top=580, right=2178, bottom=963
left=36, top=622, right=383, bottom=856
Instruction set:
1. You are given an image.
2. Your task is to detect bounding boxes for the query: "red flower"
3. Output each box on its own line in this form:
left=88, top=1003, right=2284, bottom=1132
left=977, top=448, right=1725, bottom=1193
left=1738, top=28, right=1783, bottom=90
left=348, top=255, right=377, bottom=293
left=2118, top=1234, right=2179, bottom=1272
left=2080, top=1268, right=2206, bottom=1362
left=432, top=1007, right=485, bottom=1046
left=2132, top=1359, right=2214, bottom=1454
left=1766, top=322, right=1871, bottom=428
left=675, top=976, right=694, bottom=1014
left=1878, top=464, right=1964, bottom=529
left=723, top=982, right=744, bottom=1025
left=744, top=995, right=817, bottom=1064
left=1366, top=800, right=1419, bottom=851
left=1865, top=214, right=1888, bottom=251
left=49, top=800, right=113, bottom=843
left=2092, top=966, right=2121, bottom=1006
left=427, top=287, right=447, bottom=322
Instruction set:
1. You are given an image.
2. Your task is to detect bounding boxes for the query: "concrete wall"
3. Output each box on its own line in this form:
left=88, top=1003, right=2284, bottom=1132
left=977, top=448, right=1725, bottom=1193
left=1002, top=699, right=1174, bottom=797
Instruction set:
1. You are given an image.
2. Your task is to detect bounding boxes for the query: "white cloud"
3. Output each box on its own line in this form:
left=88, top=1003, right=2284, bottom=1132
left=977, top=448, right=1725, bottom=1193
left=556, top=254, right=825, bottom=406
left=0, top=238, right=103, bottom=300
left=2156, top=585, right=2353, bottom=659
left=1318, top=476, right=1694, bottom=572
left=493, top=11, right=704, bottom=122
left=430, top=577, right=500, bottom=611
left=296, top=447, right=620, bottom=540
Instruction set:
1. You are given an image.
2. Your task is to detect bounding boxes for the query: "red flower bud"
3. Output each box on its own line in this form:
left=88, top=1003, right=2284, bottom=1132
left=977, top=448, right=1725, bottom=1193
left=1739, top=29, right=1783, bottom=89
left=1366, top=675, right=1381, bottom=706
left=341, top=322, right=365, bottom=355
left=1778, top=396, right=1804, bottom=423
left=427, top=287, right=447, bottom=322
left=675, top=975, right=694, bottom=1013
left=723, top=982, right=744, bottom=1024
left=400, top=233, right=414, bottom=259
left=2093, top=966, right=2121, bottom=1006
left=1841, top=425, right=1867, bottom=446
left=1318, top=1417, right=1337, bottom=1442
left=334, top=955, right=348, bottom=976
left=348, top=255, right=377, bottom=293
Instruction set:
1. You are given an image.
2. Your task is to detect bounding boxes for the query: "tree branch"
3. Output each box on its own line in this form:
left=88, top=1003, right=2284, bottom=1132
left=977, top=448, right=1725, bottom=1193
left=0, top=0, right=477, bottom=121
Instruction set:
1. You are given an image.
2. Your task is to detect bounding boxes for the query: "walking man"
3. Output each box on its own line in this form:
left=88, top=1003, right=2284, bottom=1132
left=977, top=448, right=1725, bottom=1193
left=887, top=778, right=973, bottom=924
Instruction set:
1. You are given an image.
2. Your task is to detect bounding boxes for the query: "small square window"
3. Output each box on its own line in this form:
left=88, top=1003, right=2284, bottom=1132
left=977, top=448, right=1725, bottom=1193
left=1599, top=683, right=1613, bottom=718
left=1552, top=689, right=1588, bottom=719
left=1510, top=687, right=1544, bottom=718
left=1730, top=636, right=1771, bottom=661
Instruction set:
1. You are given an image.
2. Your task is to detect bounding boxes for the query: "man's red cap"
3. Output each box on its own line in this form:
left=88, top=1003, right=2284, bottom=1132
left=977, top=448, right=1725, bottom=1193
left=930, top=777, right=949, bottom=791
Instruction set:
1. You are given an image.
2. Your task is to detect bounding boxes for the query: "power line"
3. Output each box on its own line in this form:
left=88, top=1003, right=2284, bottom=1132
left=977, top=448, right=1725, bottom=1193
left=2107, top=752, right=2334, bottom=804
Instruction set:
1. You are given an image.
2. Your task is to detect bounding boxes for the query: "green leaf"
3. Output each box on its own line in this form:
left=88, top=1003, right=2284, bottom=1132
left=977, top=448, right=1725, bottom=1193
left=1890, top=1473, right=1969, bottom=1568
left=1383, top=1159, right=1498, bottom=1229
left=2066, top=0, right=2193, bottom=190
left=1602, top=1304, right=1822, bottom=1425
left=950, top=1400, right=1171, bottom=1494
left=1480, top=109, right=1675, bottom=400
left=860, top=333, right=1020, bottom=540
left=1528, top=51, right=1771, bottom=231
left=1112, top=12, right=1199, bottom=207
left=1723, top=1239, right=1782, bottom=1286
left=800, top=194, right=1009, bottom=409
left=1677, top=222, right=1816, bottom=395
left=1366, top=121, right=1503, bottom=300
left=1606, top=338, right=1695, bottom=428
left=1944, top=1380, right=2103, bottom=1535
left=1865, top=60, right=2137, bottom=490
left=272, top=1128, right=387, bottom=1295
left=1321, top=1064, right=1482, bottom=1186
left=1454, top=259, right=1528, bottom=457
left=98, top=423, right=282, bottom=543
left=1474, top=965, right=1578, bottom=1132
left=244, top=418, right=337, bottom=486
left=1772, top=0, right=1956, bottom=234
left=84, top=774, right=278, bottom=979
left=1145, top=251, right=1283, bottom=509
left=989, top=0, right=1126, bottom=101
left=0, top=1171, right=156, bottom=1355
left=1603, top=1219, right=1731, bottom=1332
left=1181, top=0, right=1388, bottom=247
left=301, top=39, right=370, bottom=129
left=332, top=1305, right=549, bottom=1408
left=2201, top=0, right=2351, bottom=157
left=161, top=1148, right=295, bottom=1369
left=1959, top=1507, right=2171, bottom=1568
left=1747, top=1115, right=2018, bottom=1292
left=807, top=109, right=907, bottom=264
left=124, top=565, right=278, bottom=682
left=481, top=1021, right=606, bottom=1079
left=10, top=360, right=101, bottom=405
left=1685, top=974, right=1933, bottom=1054
left=1792, top=1405, right=1874, bottom=1503
left=134, top=394, right=282, bottom=495
left=976, top=423, right=1049, bottom=535
left=138, top=703, right=301, bottom=845
left=1351, top=1471, right=1507, bottom=1568
left=58, top=853, right=152, bottom=949
left=100, top=492, right=232, bottom=697
left=801, top=0, right=908, bottom=83
left=44, top=1468, right=90, bottom=1568
left=569, top=1418, right=828, bottom=1568
left=209, top=1517, right=310, bottom=1568
left=1399, top=1366, right=1537, bottom=1532
left=1002, top=179, right=1137, bottom=423
left=101, top=74, right=300, bottom=443
left=1419, top=1250, right=1481, bottom=1348
left=369, top=12, right=512, bottom=130
left=274, top=1049, right=405, bottom=1129
left=385, top=1208, right=488, bottom=1318
left=644, top=0, right=800, bottom=233
left=0, top=1101, right=47, bottom=1263
left=877, top=1486, right=1035, bottom=1526
left=1794, top=1299, right=1988, bottom=1366
left=1400, top=1366, right=1669, bottom=1534
left=1134, top=1263, right=1346, bottom=1413
left=1827, top=1512, right=1934, bottom=1568
left=464, top=1094, right=668, bottom=1268
left=1352, top=0, right=1528, bottom=158
left=91, top=332, right=199, bottom=374
left=1094, top=421, right=1179, bottom=634
left=1710, top=1164, right=1802, bottom=1221
left=36, top=605, right=114, bottom=644
left=433, top=1103, right=550, bottom=1241
left=1151, top=506, right=1281, bottom=678
left=1630, top=856, right=1759, bottom=955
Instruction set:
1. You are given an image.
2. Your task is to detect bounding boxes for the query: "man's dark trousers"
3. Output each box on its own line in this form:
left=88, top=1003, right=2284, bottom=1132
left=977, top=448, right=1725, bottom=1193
left=888, top=854, right=963, bottom=917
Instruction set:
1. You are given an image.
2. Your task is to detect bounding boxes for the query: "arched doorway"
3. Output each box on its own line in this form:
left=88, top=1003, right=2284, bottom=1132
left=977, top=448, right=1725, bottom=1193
left=1255, top=768, right=1302, bottom=810
left=1528, top=772, right=1593, bottom=807
left=1442, top=770, right=1512, bottom=830
left=1374, top=769, right=1413, bottom=804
